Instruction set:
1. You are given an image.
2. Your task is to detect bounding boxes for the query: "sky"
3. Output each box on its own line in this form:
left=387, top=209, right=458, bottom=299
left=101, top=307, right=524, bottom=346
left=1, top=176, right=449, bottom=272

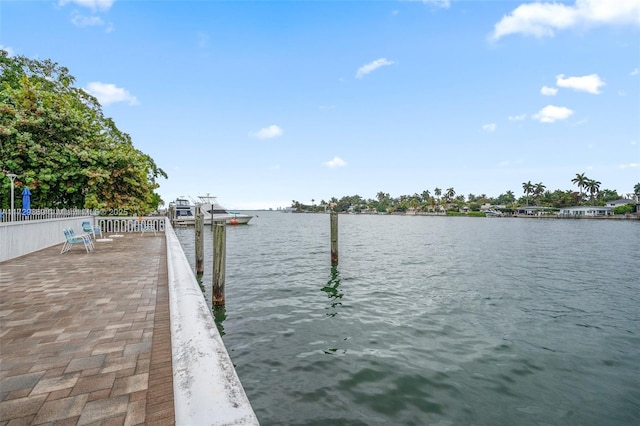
left=1, top=0, right=639, bottom=209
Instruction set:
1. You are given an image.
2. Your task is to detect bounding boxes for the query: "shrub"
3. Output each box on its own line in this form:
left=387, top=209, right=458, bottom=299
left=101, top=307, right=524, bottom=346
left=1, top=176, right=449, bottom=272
left=613, top=204, right=635, bottom=215
left=467, top=211, right=486, bottom=217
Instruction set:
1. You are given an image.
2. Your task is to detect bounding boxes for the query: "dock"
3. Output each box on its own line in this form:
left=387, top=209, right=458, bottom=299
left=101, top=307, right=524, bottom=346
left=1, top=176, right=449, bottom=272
left=0, top=234, right=173, bottom=424
left=0, top=221, right=258, bottom=425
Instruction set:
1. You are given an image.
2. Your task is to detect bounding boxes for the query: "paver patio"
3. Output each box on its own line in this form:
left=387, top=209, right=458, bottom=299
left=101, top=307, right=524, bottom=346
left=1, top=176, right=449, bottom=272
left=0, top=232, right=174, bottom=425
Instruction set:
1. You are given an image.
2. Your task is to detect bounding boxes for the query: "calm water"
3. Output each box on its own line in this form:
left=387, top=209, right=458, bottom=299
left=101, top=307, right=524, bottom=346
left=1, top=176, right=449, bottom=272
left=175, top=212, right=640, bottom=426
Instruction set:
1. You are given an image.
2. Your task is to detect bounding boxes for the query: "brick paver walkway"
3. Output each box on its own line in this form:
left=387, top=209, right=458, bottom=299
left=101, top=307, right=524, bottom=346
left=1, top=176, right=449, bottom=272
left=0, top=233, right=175, bottom=425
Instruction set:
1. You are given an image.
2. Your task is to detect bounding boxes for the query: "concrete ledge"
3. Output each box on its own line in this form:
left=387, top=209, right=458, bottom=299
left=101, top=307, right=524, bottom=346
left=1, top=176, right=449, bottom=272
left=164, top=218, right=259, bottom=425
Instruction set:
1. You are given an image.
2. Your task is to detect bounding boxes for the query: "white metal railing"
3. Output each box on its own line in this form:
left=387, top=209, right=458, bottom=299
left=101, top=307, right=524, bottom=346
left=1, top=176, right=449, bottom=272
left=0, top=217, right=163, bottom=261
left=97, top=217, right=166, bottom=233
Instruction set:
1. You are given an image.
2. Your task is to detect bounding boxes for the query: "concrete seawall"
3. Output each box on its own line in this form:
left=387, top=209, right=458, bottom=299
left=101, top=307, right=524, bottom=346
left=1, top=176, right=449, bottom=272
left=165, top=219, right=259, bottom=425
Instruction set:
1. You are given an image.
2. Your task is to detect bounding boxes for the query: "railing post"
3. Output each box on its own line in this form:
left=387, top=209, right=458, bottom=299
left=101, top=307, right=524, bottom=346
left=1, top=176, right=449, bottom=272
left=212, top=220, right=226, bottom=307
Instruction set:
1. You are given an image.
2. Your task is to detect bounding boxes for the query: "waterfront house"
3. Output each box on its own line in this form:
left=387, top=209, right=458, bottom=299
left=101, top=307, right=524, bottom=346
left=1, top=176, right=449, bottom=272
left=515, top=206, right=556, bottom=216
left=606, top=198, right=635, bottom=208
left=557, top=206, right=613, bottom=217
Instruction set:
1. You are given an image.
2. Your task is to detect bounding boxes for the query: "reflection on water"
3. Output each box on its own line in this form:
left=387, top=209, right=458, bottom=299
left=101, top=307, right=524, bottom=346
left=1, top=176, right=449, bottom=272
left=213, top=305, right=227, bottom=337
left=321, top=266, right=343, bottom=316
left=321, top=266, right=347, bottom=355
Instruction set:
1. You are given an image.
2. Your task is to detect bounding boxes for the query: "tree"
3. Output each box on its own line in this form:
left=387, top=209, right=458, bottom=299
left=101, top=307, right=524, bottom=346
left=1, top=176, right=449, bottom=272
left=434, top=187, right=441, bottom=200
left=504, top=190, right=515, bottom=204
left=409, top=197, right=420, bottom=211
left=445, top=187, right=455, bottom=201
left=0, top=51, right=166, bottom=212
left=522, top=181, right=534, bottom=206
left=585, top=179, right=601, bottom=203
left=571, top=173, right=588, bottom=204
left=534, top=182, right=546, bottom=205
left=634, top=183, right=640, bottom=196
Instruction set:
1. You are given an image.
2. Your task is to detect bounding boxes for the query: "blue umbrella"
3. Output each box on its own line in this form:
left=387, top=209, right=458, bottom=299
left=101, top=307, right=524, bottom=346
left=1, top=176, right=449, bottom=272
left=21, top=187, right=31, bottom=216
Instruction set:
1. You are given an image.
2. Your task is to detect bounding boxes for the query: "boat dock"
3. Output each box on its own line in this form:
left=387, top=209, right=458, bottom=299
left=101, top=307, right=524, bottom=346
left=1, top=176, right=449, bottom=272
left=0, top=222, right=258, bottom=425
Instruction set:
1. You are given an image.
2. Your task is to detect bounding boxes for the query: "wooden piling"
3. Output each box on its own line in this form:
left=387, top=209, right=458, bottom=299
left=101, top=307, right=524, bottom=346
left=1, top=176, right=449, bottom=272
left=195, top=206, right=204, bottom=275
left=330, top=211, right=338, bottom=266
left=213, top=220, right=226, bottom=307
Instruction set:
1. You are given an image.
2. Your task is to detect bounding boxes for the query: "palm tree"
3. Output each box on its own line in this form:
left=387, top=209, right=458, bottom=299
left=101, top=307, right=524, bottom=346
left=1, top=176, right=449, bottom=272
left=409, top=197, right=420, bottom=212
left=585, top=179, right=601, bottom=203
left=634, top=182, right=640, bottom=196
left=522, top=181, right=534, bottom=206
left=571, top=173, right=588, bottom=203
left=429, top=197, right=436, bottom=212
left=445, top=187, right=455, bottom=203
left=534, top=182, right=546, bottom=206
left=431, top=188, right=440, bottom=212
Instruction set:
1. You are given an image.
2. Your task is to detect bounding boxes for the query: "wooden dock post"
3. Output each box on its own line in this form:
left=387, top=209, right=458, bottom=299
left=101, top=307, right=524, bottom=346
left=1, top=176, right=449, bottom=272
left=330, top=211, right=338, bottom=266
left=213, top=220, right=227, bottom=307
left=195, top=206, right=204, bottom=276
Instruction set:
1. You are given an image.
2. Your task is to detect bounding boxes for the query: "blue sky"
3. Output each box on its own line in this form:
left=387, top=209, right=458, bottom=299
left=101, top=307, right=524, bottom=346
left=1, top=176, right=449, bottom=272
left=2, top=0, right=639, bottom=209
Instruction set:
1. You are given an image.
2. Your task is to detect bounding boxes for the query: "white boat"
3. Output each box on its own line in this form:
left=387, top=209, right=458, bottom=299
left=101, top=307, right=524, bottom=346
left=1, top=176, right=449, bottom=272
left=197, top=194, right=253, bottom=225
left=169, top=195, right=252, bottom=225
left=484, top=210, right=503, bottom=217
left=169, top=197, right=195, bottom=225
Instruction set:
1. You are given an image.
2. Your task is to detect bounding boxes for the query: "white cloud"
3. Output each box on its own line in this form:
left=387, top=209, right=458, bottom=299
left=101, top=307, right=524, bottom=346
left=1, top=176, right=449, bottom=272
left=59, top=0, right=115, bottom=12
left=84, top=82, right=138, bottom=106
left=482, top=123, right=497, bottom=132
left=508, top=113, right=527, bottom=121
left=323, top=156, right=347, bottom=168
left=356, top=58, right=395, bottom=79
left=619, top=163, right=638, bottom=169
left=421, top=0, right=450, bottom=7
left=71, top=13, right=104, bottom=27
left=490, top=0, right=640, bottom=40
left=532, top=105, right=574, bottom=123
left=251, top=125, right=283, bottom=140
left=541, top=86, right=558, bottom=96
left=631, top=68, right=640, bottom=76
left=556, top=73, right=605, bottom=94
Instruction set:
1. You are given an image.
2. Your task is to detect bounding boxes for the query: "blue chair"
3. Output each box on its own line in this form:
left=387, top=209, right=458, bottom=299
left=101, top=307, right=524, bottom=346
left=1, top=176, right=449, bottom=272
left=140, top=220, right=157, bottom=236
left=61, top=228, right=93, bottom=253
left=82, top=220, right=103, bottom=239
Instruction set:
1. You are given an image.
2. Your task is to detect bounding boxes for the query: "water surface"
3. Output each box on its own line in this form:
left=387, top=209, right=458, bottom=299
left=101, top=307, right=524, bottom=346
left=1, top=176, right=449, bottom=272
left=176, top=213, right=640, bottom=425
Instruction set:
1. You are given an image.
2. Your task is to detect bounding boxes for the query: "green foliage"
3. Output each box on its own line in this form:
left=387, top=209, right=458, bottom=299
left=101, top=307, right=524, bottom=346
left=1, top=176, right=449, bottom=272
left=466, top=211, right=486, bottom=217
left=612, top=204, right=635, bottom=215
left=0, top=50, right=167, bottom=212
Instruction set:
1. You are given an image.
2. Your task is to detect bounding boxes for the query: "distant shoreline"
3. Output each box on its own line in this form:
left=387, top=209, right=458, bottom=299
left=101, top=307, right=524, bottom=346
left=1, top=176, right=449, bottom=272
left=282, top=210, right=640, bottom=220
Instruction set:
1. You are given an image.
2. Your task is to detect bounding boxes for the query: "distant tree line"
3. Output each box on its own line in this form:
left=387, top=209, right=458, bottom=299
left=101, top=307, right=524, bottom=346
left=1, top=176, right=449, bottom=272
left=0, top=51, right=166, bottom=213
left=292, top=177, right=640, bottom=214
